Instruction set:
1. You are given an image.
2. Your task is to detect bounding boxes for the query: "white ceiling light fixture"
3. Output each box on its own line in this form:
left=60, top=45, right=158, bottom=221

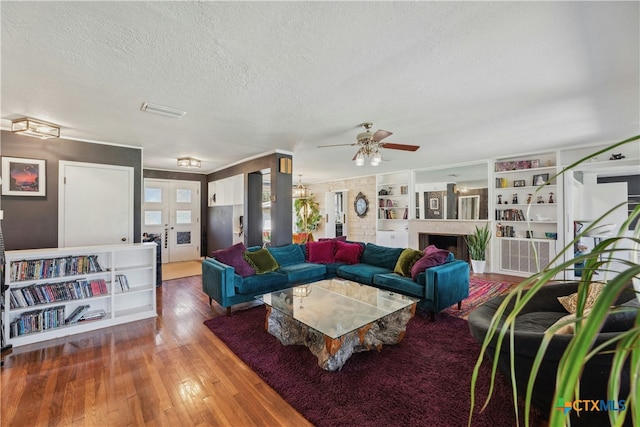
left=177, top=157, right=201, bottom=168
left=292, top=174, right=310, bottom=198
left=11, top=117, right=60, bottom=139
left=141, top=102, right=187, bottom=118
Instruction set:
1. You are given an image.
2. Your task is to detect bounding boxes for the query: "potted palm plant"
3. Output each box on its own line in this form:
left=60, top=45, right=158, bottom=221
left=294, top=195, right=322, bottom=243
left=465, top=223, right=491, bottom=273
left=469, top=135, right=640, bottom=427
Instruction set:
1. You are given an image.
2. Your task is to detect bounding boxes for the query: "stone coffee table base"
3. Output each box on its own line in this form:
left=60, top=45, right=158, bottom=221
left=264, top=304, right=417, bottom=371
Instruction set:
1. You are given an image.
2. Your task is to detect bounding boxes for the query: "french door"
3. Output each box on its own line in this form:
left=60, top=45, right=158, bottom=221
left=143, top=179, right=200, bottom=263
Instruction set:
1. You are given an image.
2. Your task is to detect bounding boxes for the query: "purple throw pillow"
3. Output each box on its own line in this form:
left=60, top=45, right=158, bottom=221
left=308, top=240, right=335, bottom=264
left=334, top=240, right=362, bottom=264
left=410, top=247, right=450, bottom=279
left=211, top=242, right=255, bottom=277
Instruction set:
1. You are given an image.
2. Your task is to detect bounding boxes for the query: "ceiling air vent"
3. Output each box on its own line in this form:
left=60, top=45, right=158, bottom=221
left=140, top=102, right=187, bottom=118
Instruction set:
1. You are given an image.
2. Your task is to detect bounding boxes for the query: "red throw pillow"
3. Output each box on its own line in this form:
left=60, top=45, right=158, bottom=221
left=410, top=247, right=450, bottom=279
left=334, top=240, right=362, bottom=264
left=307, top=240, right=335, bottom=264
left=211, top=242, right=255, bottom=277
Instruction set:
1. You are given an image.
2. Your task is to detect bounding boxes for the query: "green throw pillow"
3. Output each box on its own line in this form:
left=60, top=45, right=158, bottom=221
left=243, top=248, right=279, bottom=274
left=394, top=248, right=423, bottom=277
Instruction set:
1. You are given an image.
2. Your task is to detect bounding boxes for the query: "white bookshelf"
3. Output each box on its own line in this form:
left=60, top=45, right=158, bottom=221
left=3, top=243, right=157, bottom=347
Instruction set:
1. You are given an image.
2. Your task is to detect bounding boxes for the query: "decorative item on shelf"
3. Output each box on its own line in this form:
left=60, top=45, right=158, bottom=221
left=531, top=159, right=540, bottom=168
left=514, top=180, right=526, bottom=187
left=532, top=173, right=549, bottom=186
left=354, top=192, right=369, bottom=218
left=537, top=195, right=544, bottom=203
left=512, top=194, right=518, bottom=204
left=549, top=192, right=554, bottom=203
left=11, top=117, right=60, bottom=139
left=609, top=153, right=625, bottom=160
left=497, top=195, right=502, bottom=204
left=177, top=157, right=201, bottom=168
left=292, top=175, right=310, bottom=199
left=527, top=194, right=533, bottom=204
left=464, top=223, right=491, bottom=273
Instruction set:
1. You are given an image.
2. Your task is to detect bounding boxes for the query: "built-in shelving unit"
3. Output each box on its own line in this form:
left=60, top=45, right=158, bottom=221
left=3, top=243, right=156, bottom=347
left=492, top=152, right=561, bottom=275
left=376, top=172, right=410, bottom=248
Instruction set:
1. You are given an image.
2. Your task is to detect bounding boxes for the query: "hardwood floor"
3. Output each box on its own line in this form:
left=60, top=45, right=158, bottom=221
left=1, top=272, right=524, bottom=427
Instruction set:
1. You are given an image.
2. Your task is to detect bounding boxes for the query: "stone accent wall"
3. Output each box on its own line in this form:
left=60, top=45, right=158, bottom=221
left=306, top=175, right=377, bottom=244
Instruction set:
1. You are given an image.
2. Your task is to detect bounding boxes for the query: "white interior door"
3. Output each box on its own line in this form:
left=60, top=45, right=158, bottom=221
left=59, top=161, right=133, bottom=247
left=143, top=179, right=200, bottom=263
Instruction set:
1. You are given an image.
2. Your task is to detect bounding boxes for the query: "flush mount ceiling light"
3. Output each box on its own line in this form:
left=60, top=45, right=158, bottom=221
left=177, top=157, right=201, bottom=168
left=11, top=117, right=60, bottom=139
left=141, top=102, right=187, bottom=118
left=292, top=174, right=310, bottom=198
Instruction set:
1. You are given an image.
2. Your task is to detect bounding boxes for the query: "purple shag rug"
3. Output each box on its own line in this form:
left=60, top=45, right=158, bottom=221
left=204, top=307, right=539, bottom=427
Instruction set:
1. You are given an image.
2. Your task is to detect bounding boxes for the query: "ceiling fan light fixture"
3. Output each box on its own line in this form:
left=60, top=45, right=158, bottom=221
left=371, top=151, right=382, bottom=166
left=355, top=150, right=365, bottom=166
left=177, top=157, right=201, bottom=168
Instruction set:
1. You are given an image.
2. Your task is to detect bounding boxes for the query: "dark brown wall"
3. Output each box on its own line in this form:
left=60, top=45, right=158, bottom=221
left=1, top=130, right=142, bottom=250
left=207, top=152, right=293, bottom=251
left=143, top=169, right=208, bottom=255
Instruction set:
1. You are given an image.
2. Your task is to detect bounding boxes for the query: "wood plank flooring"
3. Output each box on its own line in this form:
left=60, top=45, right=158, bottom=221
left=1, top=273, right=523, bottom=426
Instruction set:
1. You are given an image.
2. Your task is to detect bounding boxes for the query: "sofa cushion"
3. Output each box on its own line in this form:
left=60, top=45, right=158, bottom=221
left=307, top=240, right=335, bottom=263
left=602, top=298, right=640, bottom=332
left=243, top=248, right=280, bottom=274
left=394, top=248, right=423, bottom=277
left=373, top=273, right=424, bottom=298
left=410, top=246, right=451, bottom=279
left=360, top=243, right=404, bottom=270
left=334, top=240, right=363, bottom=265
left=337, top=263, right=392, bottom=285
left=236, top=271, right=288, bottom=295
left=211, top=242, right=255, bottom=278
left=267, top=244, right=305, bottom=267
left=557, top=282, right=605, bottom=314
left=515, top=312, right=569, bottom=333
left=278, top=262, right=327, bottom=283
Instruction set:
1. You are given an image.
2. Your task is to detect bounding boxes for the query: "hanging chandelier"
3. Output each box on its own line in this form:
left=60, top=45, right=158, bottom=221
left=292, top=174, right=310, bottom=198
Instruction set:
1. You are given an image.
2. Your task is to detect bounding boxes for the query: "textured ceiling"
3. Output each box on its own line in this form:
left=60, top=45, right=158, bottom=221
left=1, top=2, right=638, bottom=183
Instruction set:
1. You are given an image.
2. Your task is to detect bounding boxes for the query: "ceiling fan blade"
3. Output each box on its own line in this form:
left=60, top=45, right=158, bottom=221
left=317, top=143, right=356, bottom=148
left=372, top=129, right=393, bottom=142
left=380, top=143, right=420, bottom=152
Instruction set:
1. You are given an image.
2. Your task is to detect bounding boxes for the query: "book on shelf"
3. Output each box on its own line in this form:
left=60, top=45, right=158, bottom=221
left=10, top=255, right=104, bottom=282
left=495, top=208, right=526, bottom=221
left=79, top=309, right=107, bottom=322
left=10, top=305, right=66, bottom=337
left=116, top=274, right=130, bottom=292
left=65, top=304, right=90, bottom=324
left=9, top=278, right=109, bottom=309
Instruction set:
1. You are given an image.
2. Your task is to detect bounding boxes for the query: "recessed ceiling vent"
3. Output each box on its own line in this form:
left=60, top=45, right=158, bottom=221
left=140, top=102, right=186, bottom=118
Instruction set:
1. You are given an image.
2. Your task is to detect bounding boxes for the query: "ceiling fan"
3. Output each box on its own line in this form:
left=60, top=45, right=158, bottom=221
left=318, top=122, right=420, bottom=166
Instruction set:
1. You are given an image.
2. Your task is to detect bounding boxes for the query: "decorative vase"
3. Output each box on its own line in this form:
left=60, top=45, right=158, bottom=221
left=470, top=259, right=486, bottom=274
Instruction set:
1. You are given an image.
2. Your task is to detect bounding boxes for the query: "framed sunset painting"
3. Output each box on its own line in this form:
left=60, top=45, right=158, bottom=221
left=2, top=157, right=46, bottom=196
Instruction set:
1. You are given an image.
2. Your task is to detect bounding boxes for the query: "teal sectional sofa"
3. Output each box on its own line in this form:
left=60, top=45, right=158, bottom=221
left=202, top=241, right=470, bottom=320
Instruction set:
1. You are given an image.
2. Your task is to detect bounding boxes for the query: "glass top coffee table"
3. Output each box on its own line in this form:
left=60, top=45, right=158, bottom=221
left=256, top=278, right=418, bottom=371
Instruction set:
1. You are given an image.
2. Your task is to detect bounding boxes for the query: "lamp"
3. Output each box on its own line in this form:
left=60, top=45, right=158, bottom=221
left=177, top=157, right=201, bottom=168
left=355, top=150, right=365, bottom=166
left=354, top=143, right=382, bottom=166
left=371, top=150, right=382, bottom=166
left=292, top=174, right=310, bottom=198
left=11, top=118, right=60, bottom=139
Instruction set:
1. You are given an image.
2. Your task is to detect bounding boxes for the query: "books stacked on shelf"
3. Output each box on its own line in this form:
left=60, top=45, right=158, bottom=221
left=65, top=304, right=90, bottom=324
left=79, top=309, right=107, bottom=322
left=495, top=208, right=526, bottom=221
left=10, top=255, right=104, bottom=282
left=8, top=278, right=108, bottom=309
left=116, top=274, right=130, bottom=292
left=10, top=305, right=65, bottom=337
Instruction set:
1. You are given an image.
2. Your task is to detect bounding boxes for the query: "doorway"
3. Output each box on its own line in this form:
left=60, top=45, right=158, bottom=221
left=143, top=179, right=201, bottom=263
